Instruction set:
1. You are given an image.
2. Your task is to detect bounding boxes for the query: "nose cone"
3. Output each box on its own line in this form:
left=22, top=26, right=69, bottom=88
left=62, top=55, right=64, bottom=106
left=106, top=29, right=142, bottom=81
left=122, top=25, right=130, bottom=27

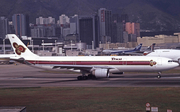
left=171, top=62, right=179, bottom=68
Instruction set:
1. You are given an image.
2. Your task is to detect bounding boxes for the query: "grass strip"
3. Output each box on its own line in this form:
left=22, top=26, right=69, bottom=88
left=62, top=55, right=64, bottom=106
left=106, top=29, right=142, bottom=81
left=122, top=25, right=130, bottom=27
left=0, top=87, right=179, bottom=112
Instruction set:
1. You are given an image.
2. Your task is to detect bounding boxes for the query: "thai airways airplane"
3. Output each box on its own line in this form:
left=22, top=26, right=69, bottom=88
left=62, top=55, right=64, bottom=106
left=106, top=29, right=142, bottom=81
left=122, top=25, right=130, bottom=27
left=7, top=34, right=179, bottom=80
left=103, top=43, right=142, bottom=55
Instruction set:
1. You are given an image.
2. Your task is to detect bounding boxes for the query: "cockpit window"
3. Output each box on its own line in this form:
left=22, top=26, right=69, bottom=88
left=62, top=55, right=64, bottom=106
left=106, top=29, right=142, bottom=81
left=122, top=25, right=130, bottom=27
left=168, top=60, right=173, bottom=62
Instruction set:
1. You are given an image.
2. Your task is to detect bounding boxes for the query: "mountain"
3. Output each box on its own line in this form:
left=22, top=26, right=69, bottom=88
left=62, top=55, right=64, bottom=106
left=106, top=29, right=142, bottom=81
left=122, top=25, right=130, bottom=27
left=0, top=0, right=180, bottom=31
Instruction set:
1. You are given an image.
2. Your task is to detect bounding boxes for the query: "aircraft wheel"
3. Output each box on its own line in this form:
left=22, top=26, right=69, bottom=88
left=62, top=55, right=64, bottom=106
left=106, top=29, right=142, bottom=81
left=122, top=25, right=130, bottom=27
left=88, top=74, right=93, bottom=79
left=157, top=72, right=161, bottom=79
left=157, top=75, right=161, bottom=79
left=84, top=76, right=88, bottom=80
left=77, top=76, right=88, bottom=80
left=77, top=76, right=82, bottom=80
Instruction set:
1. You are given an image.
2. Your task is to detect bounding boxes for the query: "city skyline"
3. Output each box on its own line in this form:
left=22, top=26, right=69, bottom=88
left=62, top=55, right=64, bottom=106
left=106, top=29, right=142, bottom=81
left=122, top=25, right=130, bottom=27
left=0, top=0, right=179, bottom=31
left=0, top=7, right=141, bottom=51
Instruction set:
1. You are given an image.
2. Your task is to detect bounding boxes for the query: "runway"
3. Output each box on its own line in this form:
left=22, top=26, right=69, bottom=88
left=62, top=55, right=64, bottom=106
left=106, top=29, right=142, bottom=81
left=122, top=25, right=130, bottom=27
left=0, top=64, right=180, bottom=88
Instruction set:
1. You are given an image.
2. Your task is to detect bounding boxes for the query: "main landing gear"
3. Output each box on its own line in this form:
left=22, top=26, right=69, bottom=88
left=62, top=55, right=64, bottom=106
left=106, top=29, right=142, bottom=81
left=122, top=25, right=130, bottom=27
left=157, top=72, right=161, bottom=79
left=77, top=74, right=96, bottom=80
left=77, top=76, right=88, bottom=80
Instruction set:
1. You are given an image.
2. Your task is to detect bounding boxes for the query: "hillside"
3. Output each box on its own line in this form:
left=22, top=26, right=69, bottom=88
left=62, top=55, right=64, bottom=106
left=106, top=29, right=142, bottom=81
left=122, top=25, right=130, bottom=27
left=0, top=0, right=180, bottom=31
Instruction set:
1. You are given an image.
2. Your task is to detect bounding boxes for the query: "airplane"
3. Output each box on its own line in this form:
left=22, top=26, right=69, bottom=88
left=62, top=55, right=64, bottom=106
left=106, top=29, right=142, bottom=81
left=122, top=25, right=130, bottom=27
left=146, top=49, right=180, bottom=64
left=102, top=43, right=142, bottom=55
left=6, top=34, right=179, bottom=80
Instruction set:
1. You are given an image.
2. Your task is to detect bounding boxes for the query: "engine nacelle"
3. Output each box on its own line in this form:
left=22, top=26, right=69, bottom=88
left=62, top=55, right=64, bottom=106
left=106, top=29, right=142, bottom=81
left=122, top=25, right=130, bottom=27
left=92, top=69, right=109, bottom=78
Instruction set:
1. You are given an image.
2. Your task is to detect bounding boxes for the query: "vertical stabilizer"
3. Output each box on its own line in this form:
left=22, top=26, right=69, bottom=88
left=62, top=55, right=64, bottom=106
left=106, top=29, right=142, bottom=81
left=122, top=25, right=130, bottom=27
left=7, top=34, right=39, bottom=58
left=134, top=43, right=142, bottom=51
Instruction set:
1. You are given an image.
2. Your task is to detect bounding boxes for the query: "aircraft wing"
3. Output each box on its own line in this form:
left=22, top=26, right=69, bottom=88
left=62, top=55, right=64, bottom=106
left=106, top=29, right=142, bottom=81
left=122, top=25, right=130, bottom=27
left=52, top=65, right=115, bottom=73
left=52, top=65, right=114, bottom=69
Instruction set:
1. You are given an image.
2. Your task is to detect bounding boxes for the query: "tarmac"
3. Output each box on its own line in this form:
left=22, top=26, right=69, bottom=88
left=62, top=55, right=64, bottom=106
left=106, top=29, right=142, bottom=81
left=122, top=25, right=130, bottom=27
left=0, top=64, right=180, bottom=88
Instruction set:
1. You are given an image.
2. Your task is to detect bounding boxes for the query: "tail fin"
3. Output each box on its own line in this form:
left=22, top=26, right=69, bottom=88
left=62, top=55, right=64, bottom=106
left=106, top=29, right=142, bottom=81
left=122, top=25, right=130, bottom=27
left=147, top=43, right=156, bottom=51
left=7, top=34, right=39, bottom=58
left=134, top=43, right=142, bottom=51
left=151, top=43, right=155, bottom=51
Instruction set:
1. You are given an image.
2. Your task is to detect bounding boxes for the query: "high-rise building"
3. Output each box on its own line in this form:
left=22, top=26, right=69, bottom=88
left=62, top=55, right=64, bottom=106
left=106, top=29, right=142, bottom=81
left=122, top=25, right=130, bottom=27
left=112, top=14, right=120, bottom=23
left=31, top=25, right=45, bottom=38
left=125, top=22, right=140, bottom=36
left=116, top=23, right=124, bottom=43
left=33, top=16, right=57, bottom=38
left=25, top=14, right=30, bottom=37
left=70, top=15, right=79, bottom=35
left=36, top=17, right=55, bottom=25
left=125, top=22, right=140, bottom=42
left=36, top=17, right=44, bottom=25
left=12, top=14, right=27, bottom=38
left=9, top=21, right=15, bottom=34
left=128, top=34, right=137, bottom=42
left=58, top=14, right=70, bottom=39
left=123, top=31, right=128, bottom=43
left=112, top=22, right=117, bottom=43
left=111, top=14, right=127, bottom=43
left=59, top=14, right=70, bottom=25
left=31, top=24, right=57, bottom=38
left=0, top=17, right=9, bottom=39
left=79, top=15, right=98, bottom=48
left=112, top=14, right=120, bottom=43
left=125, top=22, right=132, bottom=34
left=98, top=8, right=112, bottom=43
left=62, top=28, right=70, bottom=37
left=46, top=17, right=55, bottom=25
left=94, top=14, right=100, bottom=48
left=132, top=23, right=140, bottom=37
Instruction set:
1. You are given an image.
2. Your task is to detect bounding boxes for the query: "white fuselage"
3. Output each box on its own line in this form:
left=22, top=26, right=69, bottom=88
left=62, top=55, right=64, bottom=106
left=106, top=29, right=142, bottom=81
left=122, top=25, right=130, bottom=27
left=22, top=55, right=178, bottom=73
left=146, top=49, right=180, bottom=61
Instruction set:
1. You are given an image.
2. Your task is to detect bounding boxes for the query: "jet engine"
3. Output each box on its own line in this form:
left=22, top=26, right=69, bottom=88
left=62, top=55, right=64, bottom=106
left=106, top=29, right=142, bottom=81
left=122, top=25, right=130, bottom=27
left=92, top=69, right=109, bottom=78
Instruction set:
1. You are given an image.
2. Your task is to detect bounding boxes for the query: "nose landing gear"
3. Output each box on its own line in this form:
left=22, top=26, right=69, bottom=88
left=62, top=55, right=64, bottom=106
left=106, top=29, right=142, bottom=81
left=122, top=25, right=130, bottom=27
left=157, top=72, right=161, bottom=79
